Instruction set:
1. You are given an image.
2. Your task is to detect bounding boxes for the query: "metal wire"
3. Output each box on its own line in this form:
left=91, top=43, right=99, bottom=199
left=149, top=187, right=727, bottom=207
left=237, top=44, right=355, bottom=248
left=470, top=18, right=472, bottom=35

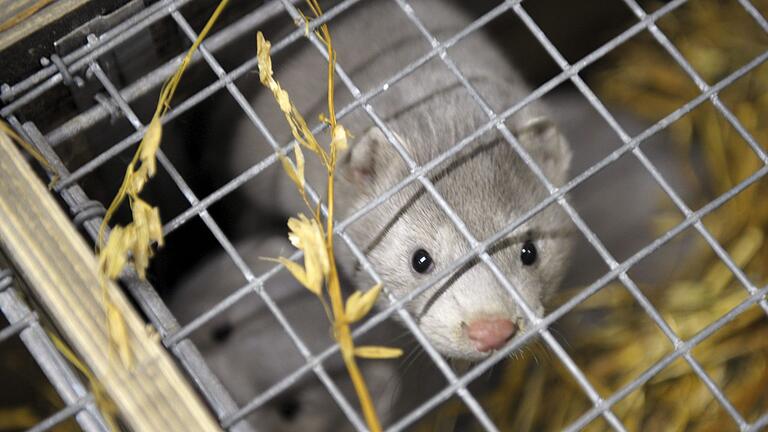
left=10, top=117, right=254, bottom=432
left=2, top=0, right=767, bottom=430
left=0, top=269, right=109, bottom=432
left=26, top=397, right=95, bottom=432
left=169, top=5, right=502, bottom=428
left=88, top=53, right=369, bottom=431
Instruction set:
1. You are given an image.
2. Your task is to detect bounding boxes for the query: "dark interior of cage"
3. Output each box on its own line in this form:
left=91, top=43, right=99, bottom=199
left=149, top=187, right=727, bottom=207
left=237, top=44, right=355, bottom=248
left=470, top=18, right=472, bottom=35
left=6, top=0, right=764, bottom=430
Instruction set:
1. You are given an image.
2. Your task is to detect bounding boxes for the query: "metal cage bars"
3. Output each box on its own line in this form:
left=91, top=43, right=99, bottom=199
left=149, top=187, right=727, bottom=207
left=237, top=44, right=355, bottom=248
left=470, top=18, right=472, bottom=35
left=0, top=269, right=109, bottom=432
left=0, top=0, right=204, bottom=108
left=276, top=0, right=768, bottom=430
left=185, top=0, right=768, bottom=429
left=4, top=10, right=756, bottom=432
left=275, top=0, right=628, bottom=427
left=511, top=0, right=767, bottom=425
left=167, top=5, right=508, bottom=430
left=390, top=0, right=763, bottom=428
left=67, top=0, right=768, bottom=428
left=48, top=0, right=681, bottom=191
left=5, top=117, right=255, bottom=432
left=172, top=0, right=768, bottom=424
left=86, top=47, right=372, bottom=432
left=1, top=0, right=767, bottom=430
left=32, top=0, right=299, bottom=148
left=164, top=0, right=623, bottom=427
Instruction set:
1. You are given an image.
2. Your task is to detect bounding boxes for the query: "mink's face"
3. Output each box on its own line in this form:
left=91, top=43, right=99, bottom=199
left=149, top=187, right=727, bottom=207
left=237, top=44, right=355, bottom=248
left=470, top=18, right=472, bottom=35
left=400, top=202, right=572, bottom=360
left=338, top=117, right=573, bottom=360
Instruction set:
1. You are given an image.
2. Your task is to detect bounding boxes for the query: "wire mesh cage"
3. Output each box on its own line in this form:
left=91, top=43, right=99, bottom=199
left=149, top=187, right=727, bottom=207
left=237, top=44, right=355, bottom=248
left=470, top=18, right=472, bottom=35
left=1, top=0, right=767, bottom=431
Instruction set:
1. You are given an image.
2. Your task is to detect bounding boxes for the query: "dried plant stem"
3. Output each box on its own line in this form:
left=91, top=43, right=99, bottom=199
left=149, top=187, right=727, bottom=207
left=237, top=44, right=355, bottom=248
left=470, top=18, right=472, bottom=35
left=258, top=3, right=400, bottom=428
left=96, top=0, right=229, bottom=368
left=325, top=173, right=382, bottom=432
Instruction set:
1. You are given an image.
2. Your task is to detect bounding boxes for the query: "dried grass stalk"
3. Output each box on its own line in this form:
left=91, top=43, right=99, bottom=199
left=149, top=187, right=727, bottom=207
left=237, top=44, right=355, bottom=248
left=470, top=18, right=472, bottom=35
left=97, top=0, right=229, bottom=368
left=257, top=2, right=401, bottom=431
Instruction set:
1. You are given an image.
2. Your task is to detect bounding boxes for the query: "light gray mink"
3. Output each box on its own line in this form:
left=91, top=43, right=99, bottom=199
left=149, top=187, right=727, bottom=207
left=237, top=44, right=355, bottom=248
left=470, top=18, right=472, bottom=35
left=170, top=235, right=400, bottom=431
left=229, top=0, right=574, bottom=360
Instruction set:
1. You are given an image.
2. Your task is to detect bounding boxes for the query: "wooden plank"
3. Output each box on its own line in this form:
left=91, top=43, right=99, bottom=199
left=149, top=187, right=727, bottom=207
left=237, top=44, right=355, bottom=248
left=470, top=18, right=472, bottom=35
left=0, top=131, right=221, bottom=432
left=0, top=0, right=90, bottom=51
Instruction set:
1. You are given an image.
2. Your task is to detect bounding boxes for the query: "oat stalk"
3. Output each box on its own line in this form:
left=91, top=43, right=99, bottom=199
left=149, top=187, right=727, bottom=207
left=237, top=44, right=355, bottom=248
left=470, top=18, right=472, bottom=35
left=97, top=0, right=229, bottom=367
left=257, top=2, right=402, bottom=430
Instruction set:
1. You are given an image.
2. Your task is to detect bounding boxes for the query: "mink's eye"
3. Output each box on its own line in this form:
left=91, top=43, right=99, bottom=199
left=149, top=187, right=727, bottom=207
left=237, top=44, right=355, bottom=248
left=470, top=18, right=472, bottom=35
left=411, top=249, right=434, bottom=274
left=520, top=240, right=537, bottom=266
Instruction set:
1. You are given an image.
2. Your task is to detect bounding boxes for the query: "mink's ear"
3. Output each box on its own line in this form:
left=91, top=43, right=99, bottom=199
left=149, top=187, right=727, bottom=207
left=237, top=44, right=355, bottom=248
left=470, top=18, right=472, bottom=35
left=338, top=126, right=388, bottom=188
left=513, top=117, right=572, bottom=186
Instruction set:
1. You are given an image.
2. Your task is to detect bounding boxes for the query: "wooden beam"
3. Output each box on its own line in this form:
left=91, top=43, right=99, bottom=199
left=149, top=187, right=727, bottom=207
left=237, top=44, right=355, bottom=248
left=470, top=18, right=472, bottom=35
left=0, top=131, right=221, bottom=432
left=0, top=0, right=90, bottom=51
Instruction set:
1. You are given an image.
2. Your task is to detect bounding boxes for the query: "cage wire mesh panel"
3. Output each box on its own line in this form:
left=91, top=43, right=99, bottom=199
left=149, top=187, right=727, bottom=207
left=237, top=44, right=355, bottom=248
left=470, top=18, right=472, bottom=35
left=0, top=267, right=110, bottom=432
left=1, top=0, right=768, bottom=431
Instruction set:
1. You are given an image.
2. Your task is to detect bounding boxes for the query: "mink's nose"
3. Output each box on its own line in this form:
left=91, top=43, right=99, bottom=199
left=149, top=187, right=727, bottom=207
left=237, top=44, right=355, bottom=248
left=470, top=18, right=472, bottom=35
left=465, top=319, right=517, bottom=352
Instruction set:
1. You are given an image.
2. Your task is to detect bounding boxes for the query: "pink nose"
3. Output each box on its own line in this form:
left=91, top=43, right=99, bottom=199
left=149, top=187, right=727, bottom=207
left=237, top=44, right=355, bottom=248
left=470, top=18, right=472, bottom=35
left=465, top=319, right=517, bottom=352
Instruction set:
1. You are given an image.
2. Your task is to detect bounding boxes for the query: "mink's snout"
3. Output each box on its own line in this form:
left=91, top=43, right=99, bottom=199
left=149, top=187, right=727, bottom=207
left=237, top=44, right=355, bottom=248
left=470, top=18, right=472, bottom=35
left=465, top=318, right=517, bottom=352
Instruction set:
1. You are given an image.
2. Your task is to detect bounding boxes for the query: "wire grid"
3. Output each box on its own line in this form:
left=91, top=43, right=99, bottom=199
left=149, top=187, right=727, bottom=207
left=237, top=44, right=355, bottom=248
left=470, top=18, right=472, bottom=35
left=1, top=0, right=767, bottom=430
left=0, top=268, right=110, bottom=432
